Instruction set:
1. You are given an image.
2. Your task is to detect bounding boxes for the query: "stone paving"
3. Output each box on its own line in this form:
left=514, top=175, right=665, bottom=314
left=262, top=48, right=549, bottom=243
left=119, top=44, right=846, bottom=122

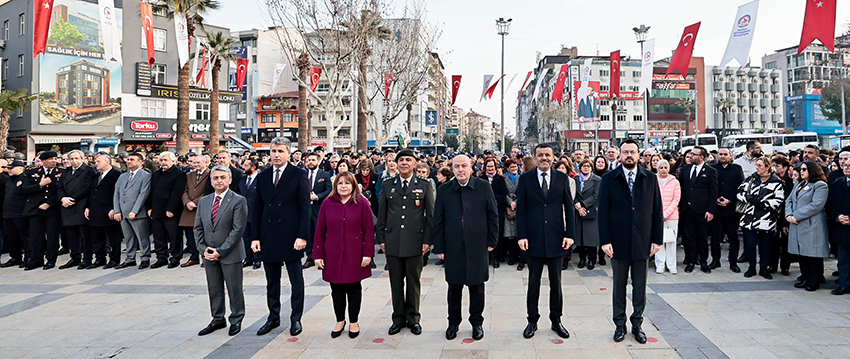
left=2, top=246, right=850, bottom=359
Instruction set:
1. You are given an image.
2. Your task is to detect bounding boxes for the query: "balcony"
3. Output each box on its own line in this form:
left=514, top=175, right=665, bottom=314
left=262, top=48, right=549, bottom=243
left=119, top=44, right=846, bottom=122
left=759, top=70, right=768, bottom=78
left=759, top=84, right=768, bottom=92
left=749, top=99, right=757, bottom=107
left=725, top=83, right=734, bottom=91
left=725, top=67, right=735, bottom=75
left=771, top=85, right=780, bottom=93
left=736, top=83, right=745, bottom=91
left=770, top=71, right=779, bottom=78
left=712, top=67, right=722, bottom=75
left=760, top=99, right=769, bottom=107
left=761, top=114, right=769, bottom=122
left=772, top=114, right=782, bottom=122
left=772, top=99, right=781, bottom=107
left=737, top=98, right=746, bottom=106
left=713, top=82, right=722, bottom=90
left=748, top=84, right=757, bottom=92
left=736, top=114, right=745, bottom=121
left=737, top=69, right=747, bottom=76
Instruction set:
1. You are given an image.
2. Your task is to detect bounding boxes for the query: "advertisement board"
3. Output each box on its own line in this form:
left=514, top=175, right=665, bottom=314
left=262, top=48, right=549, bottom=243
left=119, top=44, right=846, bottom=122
left=573, top=81, right=600, bottom=123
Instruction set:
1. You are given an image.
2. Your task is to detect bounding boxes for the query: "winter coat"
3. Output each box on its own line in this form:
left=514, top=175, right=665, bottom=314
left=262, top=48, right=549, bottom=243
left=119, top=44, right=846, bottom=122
left=736, top=173, right=785, bottom=232
left=573, top=174, right=601, bottom=247
left=313, top=194, right=375, bottom=284
left=786, top=181, right=830, bottom=258
left=658, top=175, right=681, bottom=220
left=503, top=174, right=518, bottom=238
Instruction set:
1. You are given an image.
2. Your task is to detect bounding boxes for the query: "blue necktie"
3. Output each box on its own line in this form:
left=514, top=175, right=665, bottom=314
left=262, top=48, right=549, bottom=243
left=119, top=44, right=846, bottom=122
left=628, top=171, right=634, bottom=195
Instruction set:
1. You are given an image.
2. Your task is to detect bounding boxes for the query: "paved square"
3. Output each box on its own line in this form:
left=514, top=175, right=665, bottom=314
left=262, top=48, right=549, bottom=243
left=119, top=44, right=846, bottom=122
left=2, top=246, right=850, bottom=358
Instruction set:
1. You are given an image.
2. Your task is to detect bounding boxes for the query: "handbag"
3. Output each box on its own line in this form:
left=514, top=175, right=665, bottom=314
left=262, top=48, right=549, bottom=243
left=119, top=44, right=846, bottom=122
left=506, top=205, right=516, bottom=220
left=663, top=227, right=676, bottom=243
left=735, top=178, right=753, bottom=214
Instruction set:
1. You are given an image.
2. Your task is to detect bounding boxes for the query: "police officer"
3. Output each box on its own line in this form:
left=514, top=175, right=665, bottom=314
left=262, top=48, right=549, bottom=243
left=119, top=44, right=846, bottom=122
left=21, top=151, right=63, bottom=270
left=1, top=160, right=28, bottom=268
left=376, top=149, right=434, bottom=336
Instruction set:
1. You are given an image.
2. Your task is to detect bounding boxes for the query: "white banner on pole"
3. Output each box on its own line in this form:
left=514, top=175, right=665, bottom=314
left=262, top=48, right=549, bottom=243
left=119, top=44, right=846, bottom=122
left=504, top=73, right=519, bottom=94
left=577, top=58, right=593, bottom=101
left=97, top=0, right=122, bottom=64
left=531, top=67, right=550, bottom=103
left=480, top=74, right=494, bottom=101
left=271, top=63, right=287, bottom=93
left=720, top=0, right=759, bottom=67
left=639, top=38, right=655, bottom=95
left=174, top=15, right=190, bottom=67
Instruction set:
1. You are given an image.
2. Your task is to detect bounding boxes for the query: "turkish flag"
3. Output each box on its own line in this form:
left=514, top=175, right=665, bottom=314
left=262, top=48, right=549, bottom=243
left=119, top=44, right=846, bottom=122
left=451, top=75, right=461, bottom=105
left=666, top=22, right=701, bottom=76
left=307, top=67, right=322, bottom=97
left=33, top=0, right=55, bottom=58
left=195, top=47, right=209, bottom=88
left=517, top=71, right=532, bottom=100
left=610, top=50, right=621, bottom=98
left=236, top=58, right=249, bottom=91
left=384, top=73, right=392, bottom=99
left=550, top=65, right=569, bottom=105
left=483, top=75, right=504, bottom=100
left=140, top=3, right=155, bottom=66
left=798, top=0, right=836, bottom=55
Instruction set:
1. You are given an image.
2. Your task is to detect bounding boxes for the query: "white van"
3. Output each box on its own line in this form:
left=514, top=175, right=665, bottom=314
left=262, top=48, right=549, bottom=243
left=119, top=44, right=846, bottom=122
left=721, top=134, right=774, bottom=157
left=772, top=132, right=818, bottom=154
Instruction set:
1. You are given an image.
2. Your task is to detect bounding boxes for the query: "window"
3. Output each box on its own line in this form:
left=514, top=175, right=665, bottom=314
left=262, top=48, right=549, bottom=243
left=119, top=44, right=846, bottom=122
left=252, top=55, right=257, bottom=63
left=3, top=20, right=8, bottom=40
left=17, top=54, right=23, bottom=77
left=600, top=100, right=609, bottom=106
left=600, top=85, right=609, bottom=91
left=1, top=58, right=7, bottom=80
left=317, top=129, right=327, bottom=138
left=141, top=28, right=167, bottom=51
left=151, top=64, right=166, bottom=84
left=140, top=99, right=165, bottom=117
left=601, top=115, right=610, bottom=122
left=17, top=107, right=24, bottom=117
left=338, top=129, right=351, bottom=138
left=18, top=14, right=24, bottom=36
left=261, top=113, right=276, bottom=123
left=599, top=70, right=609, bottom=77
left=195, top=103, right=210, bottom=120
left=633, top=115, right=643, bottom=121
left=765, top=61, right=777, bottom=69
left=316, top=83, right=330, bottom=92
left=617, top=115, right=626, bottom=121
left=633, top=71, right=641, bottom=77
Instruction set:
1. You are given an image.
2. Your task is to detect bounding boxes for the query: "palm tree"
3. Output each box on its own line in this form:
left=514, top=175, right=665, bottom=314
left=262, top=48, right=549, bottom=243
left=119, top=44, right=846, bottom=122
left=296, top=51, right=310, bottom=152
left=0, top=89, right=36, bottom=152
left=205, top=31, right=235, bottom=155
left=675, top=97, right=697, bottom=135
left=151, top=0, right=220, bottom=154
left=714, top=96, right=735, bottom=138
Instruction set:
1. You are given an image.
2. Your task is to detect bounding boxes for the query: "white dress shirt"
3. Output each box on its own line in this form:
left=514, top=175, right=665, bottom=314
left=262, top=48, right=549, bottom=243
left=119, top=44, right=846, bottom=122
left=537, top=168, right=552, bottom=188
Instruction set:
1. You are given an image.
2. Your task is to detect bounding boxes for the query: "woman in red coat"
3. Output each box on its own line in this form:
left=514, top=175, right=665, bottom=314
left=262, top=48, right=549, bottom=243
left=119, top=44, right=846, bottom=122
left=313, top=171, right=375, bottom=339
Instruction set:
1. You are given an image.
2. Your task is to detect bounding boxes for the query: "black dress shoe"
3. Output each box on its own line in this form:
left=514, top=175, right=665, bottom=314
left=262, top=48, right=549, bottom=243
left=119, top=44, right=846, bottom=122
left=242, top=260, right=253, bottom=268
left=58, top=247, right=70, bottom=255
left=24, top=262, right=41, bottom=271
left=730, top=264, right=741, bottom=273
left=150, top=260, right=168, bottom=269
left=781, top=269, right=790, bottom=276
left=331, top=321, right=345, bottom=338
left=253, top=262, right=262, bottom=270
left=523, top=322, right=537, bottom=339
left=508, top=259, right=516, bottom=266
left=138, top=261, right=150, bottom=269
left=59, top=260, right=80, bottom=270
left=577, top=259, right=586, bottom=269
left=700, top=264, right=711, bottom=273
left=302, top=260, right=315, bottom=269
left=684, top=263, right=694, bottom=273
left=472, top=325, right=484, bottom=340
left=491, top=259, right=500, bottom=268
left=632, top=326, right=647, bottom=344
left=88, top=260, right=105, bottom=269
left=115, top=261, right=136, bottom=269
left=388, top=323, right=403, bottom=335
left=290, top=321, right=303, bottom=336
left=806, top=284, right=819, bottom=292
left=446, top=325, right=459, bottom=340
left=384, top=264, right=389, bottom=271
left=167, top=261, right=180, bottom=269
left=767, top=267, right=777, bottom=274
left=551, top=322, right=570, bottom=339
left=517, top=262, right=525, bottom=271
left=198, top=322, right=226, bottom=336
left=737, top=253, right=747, bottom=263
left=409, top=323, right=422, bottom=335
left=436, top=259, right=445, bottom=265
left=0, top=259, right=22, bottom=268
left=759, top=269, right=773, bottom=280
left=744, top=268, right=756, bottom=278
left=561, top=261, right=569, bottom=271
left=709, top=261, right=720, bottom=269
left=349, top=327, right=360, bottom=338
left=833, top=271, right=840, bottom=277
left=832, top=287, right=850, bottom=295
left=77, top=262, right=89, bottom=270
left=43, top=262, right=55, bottom=270
left=229, top=324, right=241, bottom=336
left=613, top=325, right=627, bottom=342
left=794, top=280, right=808, bottom=288
left=587, top=262, right=595, bottom=270
left=257, top=320, right=280, bottom=336
left=598, top=256, right=607, bottom=266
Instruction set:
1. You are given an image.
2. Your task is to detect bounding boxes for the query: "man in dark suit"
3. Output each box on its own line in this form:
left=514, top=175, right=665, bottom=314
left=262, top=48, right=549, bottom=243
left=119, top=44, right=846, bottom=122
left=251, top=137, right=310, bottom=337
left=179, top=155, right=210, bottom=268
left=57, top=150, right=96, bottom=269
left=828, top=152, right=849, bottom=183
left=433, top=155, right=499, bottom=341
left=679, top=146, right=718, bottom=273
left=516, top=143, right=575, bottom=340
left=479, top=157, right=508, bottom=267
left=195, top=166, right=249, bottom=337
left=376, top=149, right=434, bottom=336
left=599, top=139, right=663, bottom=344
left=239, top=158, right=260, bottom=269
left=709, top=148, right=745, bottom=272
left=828, top=162, right=850, bottom=295
left=302, top=152, right=332, bottom=269
left=21, top=151, right=63, bottom=270
left=146, top=152, right=188, bottom=269
left=86, top=154, right=123, bottom=269
left=211, top=151, right=243, bottom=194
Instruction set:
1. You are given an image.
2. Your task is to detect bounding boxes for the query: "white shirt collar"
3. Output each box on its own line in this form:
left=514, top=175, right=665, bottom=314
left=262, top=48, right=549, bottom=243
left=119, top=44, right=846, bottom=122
left=538, top=168, right=551, bottom=178
left=274, top=162, right=288, bottom=173
left=692, top=162, right=704, bottom=175
left=129, top=167, right=142, bottom=176
left=622, top=166, right=637, bottom=178
left=100, top=168, right=110, bottom=177
left=215, top=189, right=229, bottom=200
left=399, top=173, right=413, bottom=183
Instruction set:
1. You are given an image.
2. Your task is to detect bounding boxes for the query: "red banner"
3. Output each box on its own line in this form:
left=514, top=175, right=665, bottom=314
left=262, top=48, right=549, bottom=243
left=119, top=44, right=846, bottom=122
left=551, top=65, right=569, bottom=105
left=195, top=47, right=209, bottom=87
left=307, top=67, right=322, bottom=98
left=33, top=0, right=55, bottom=58
left=517, top=71, right=532, bottom=99
left=140, top=3, right=155, bottom=66
left=483, top=75, right=504, bottom=100
left=236, top=58, right=249, bottom=91
left=798, top=0, right=836, bottom=55
left=609, top=50, right=621, bottom=98
left=384, top=73, right=392, bottom=99
left=666, top=22, right=701, bottom=76
left=451, top=75, right=461, bottom=105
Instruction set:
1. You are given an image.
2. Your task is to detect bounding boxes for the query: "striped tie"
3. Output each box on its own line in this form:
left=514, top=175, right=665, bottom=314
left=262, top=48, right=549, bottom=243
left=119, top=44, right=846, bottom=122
left=211, top=195, right=221, bottom=226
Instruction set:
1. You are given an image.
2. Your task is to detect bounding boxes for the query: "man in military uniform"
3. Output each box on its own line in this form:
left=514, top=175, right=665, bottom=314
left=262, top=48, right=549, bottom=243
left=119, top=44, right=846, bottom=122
left=1, top=160, right=29, bottom=268
left=21, top=151, right=63, bottom=270
left=377, top=149, right=434, bottom=336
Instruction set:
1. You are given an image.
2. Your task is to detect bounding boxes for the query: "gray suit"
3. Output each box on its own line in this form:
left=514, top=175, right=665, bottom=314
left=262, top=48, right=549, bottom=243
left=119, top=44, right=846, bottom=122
left=113, top=169, right=152, bottom=263
left=194, top=190, right=248, bottom=326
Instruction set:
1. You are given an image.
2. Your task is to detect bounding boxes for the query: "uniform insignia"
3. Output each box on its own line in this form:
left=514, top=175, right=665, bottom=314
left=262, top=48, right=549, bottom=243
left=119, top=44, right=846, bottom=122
left=412, top=189, right=423, bottom=194
left=390, top=188, right=396, bottom=193
left=16, top=181, right=21, bottom=187
left=415, top=199, right=420, bottom=207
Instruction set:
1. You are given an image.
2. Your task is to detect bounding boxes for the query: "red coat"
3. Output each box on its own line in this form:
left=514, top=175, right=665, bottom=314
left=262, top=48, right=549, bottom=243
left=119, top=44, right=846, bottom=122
left=313, top=194, right=375, bottom=284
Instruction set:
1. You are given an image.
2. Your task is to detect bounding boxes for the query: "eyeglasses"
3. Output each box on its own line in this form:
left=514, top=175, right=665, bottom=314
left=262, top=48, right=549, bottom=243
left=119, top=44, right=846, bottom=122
left=800, top=168, right=808, bottom=172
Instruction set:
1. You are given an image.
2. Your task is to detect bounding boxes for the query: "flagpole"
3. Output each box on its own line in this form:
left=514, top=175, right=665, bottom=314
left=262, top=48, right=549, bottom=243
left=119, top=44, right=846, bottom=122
left=634, top=24, right=651, bottom=150
left=496, top=18, right=512, bottom=153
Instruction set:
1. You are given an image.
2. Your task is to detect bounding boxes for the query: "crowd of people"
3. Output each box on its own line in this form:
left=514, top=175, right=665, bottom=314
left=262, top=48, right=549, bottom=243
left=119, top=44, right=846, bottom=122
left=1, top=136, right=849, bottom=344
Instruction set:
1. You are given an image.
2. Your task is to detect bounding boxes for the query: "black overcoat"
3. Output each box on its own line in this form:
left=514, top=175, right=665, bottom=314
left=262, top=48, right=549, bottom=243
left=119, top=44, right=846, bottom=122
left=598, top=166, right=664, bottom=260
left=478, top=173, right=508, bottom=237
left=515, top=169, right=576, bottom=258
left=146, top=165, right=187, bottom=219
left=826, top=176, right=850, bottom=246
left=87, top=168, right=121, bottom=227
left=58, top=164, right=96, bottom=226
left=711, top=162, right=745, bottom=217
left=251, top=164, right=311, bottom=262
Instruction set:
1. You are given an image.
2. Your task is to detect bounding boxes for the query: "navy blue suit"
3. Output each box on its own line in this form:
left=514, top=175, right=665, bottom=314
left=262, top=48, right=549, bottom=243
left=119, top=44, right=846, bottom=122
left=238, top=173, right=259, bottom=264
left=827, top=176, right=850, bottom=288
left=305, top=168, right=332, bottom=261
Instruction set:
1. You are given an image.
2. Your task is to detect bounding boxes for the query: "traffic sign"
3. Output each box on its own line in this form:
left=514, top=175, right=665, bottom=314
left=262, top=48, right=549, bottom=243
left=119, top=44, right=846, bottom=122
left=425, top=110, right=437, bottom=126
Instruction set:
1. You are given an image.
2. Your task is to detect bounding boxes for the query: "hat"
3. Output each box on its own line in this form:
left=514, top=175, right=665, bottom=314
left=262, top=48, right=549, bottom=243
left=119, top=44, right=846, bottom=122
left=14, top=153, right=24, bottom=160
left=39, top=151, right=58, bottom=160
left=6, top=145, right=16, bottom=151
left=396, top=149, right=417, bottom=161
left=3, top=151, right=14, bottom=158
left=4, top=160, right=24, bottom=168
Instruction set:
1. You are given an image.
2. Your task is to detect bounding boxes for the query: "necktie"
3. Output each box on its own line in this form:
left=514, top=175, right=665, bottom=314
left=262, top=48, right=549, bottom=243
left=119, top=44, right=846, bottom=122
left=309, top=170, right=315, bottom=190
left=98, top=172, right=104, bottom=186
left=195, top=171, right=200, bottom=185
left=211, top=195, right=221, bottom=226
left=71, top=168, right=75, bottom=176
left=246, top=176, right=252, bottom=188
left=628, top=171, right=635, bottom=195
left=125, top=171, right=135, bottom=189
left=402, top=179, right=408, bottom=193
left=691, top=166, right=697, bottom=180
left=274, top=169, right=281, bottom=187
left=541, top=172, right=548, bottom=197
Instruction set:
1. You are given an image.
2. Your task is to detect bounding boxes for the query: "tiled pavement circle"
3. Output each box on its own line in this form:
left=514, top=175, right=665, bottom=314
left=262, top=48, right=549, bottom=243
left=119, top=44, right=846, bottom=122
left=2, top=246, right=850, bottom=358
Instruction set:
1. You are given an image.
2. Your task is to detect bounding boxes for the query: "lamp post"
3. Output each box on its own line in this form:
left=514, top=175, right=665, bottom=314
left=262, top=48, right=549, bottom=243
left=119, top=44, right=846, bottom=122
left=633, top=24, right=650, bottom=150
left=496, top=17, right=512, bottom=154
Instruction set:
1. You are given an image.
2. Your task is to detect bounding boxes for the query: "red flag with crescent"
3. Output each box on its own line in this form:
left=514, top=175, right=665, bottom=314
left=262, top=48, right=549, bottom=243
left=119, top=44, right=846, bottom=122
left=666, top=22, right=701, bottom=76
left=33, top=0, right=55, bottom=58
left=195, top=47, right=209, bottom=88
left=483, top=75, right=504, bottom=100
left=610, top=50, right=621, bottom=98
left=307, top=67, right=322, bottom=98
left=517, top=71, right=532, bottom=100
left=798, top=0, right=836, bottom=55
left=236, top=58, right=249, bottom=91
left=384, top=73, right=392, bottom=99
left=140, top=3, right=155, bottom=66
left=451, top=75, right=461, bottom=105
left=550, top=65, right=569, bottom=105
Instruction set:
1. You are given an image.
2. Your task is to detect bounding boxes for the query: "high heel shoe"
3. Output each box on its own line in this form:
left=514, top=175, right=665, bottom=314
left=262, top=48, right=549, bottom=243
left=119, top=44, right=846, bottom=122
left=349, top=323, right=360, bottom=338
left=331, top=321, right=346, bottom=338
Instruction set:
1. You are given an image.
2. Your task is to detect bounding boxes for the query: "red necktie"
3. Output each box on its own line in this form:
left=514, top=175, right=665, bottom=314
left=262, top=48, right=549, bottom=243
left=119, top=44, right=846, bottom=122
left=211, top=195, right=221, bottom=226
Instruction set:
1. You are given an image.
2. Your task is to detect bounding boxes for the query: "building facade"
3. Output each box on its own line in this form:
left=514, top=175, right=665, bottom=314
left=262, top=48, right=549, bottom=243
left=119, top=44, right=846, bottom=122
left=703, top=66, right=783, bottom=136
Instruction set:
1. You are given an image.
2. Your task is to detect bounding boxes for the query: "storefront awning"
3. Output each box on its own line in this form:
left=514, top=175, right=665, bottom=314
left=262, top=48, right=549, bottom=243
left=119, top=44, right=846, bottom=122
left=30, top=134, right=96, bottom=145
left=226, top=136, right=254, bottom=150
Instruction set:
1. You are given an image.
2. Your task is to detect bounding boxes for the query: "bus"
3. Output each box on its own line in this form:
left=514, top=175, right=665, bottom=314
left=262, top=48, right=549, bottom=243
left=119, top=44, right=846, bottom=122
left=660, top=134, right=718, bottom=154
left=828, top=135, right=850, bottom=151
left=721, top=134, right=773, bottom=157
left=772, top=132, right=818, bottom=154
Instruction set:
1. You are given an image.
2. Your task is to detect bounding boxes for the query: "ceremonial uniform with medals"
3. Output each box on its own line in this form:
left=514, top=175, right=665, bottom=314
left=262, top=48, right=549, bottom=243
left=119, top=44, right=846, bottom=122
left=1, top=161, right=28, bottom=267
left=21, top=151, right=63, bottom=269
left=376, top=149, right=434, bottom=334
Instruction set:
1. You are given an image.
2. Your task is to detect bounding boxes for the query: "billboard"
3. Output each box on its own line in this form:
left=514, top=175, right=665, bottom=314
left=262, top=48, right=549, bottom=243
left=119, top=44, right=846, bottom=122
left=38, top=0, right=122, bottom=126
left=574, top=81, right=600, bottom=123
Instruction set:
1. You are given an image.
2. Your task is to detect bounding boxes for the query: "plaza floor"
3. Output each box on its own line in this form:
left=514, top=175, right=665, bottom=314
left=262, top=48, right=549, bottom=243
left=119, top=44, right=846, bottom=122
left=1, top=246, right=850, bottom=359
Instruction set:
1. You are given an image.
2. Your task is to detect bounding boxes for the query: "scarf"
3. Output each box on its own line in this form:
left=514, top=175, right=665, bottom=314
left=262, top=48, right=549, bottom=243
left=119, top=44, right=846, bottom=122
left=361, top=174, right=371, bottom=191
left=579, top=172, right=590, bottom=191
left=506, top=171, right=518, bottom=184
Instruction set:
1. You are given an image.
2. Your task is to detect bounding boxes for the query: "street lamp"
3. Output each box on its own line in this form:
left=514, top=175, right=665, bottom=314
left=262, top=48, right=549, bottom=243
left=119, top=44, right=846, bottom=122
left=496, top=17, right=512, bottom=154
left=633, top=24, right=650, bottom=150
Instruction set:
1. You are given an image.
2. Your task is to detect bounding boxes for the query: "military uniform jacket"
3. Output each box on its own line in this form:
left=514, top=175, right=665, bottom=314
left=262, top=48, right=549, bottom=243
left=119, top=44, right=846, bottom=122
left=21, top=166, right=62, bottom=217
left=4, top=174, right=26, bottom=219
left=376, top=174, right=434, bottom=258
